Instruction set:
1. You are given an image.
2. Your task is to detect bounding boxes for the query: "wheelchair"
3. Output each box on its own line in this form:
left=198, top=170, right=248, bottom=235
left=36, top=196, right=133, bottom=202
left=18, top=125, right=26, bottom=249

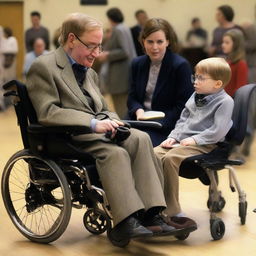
left=179, top=83, right=256, bottom=240
left=1, top=80, right=164, bottom=247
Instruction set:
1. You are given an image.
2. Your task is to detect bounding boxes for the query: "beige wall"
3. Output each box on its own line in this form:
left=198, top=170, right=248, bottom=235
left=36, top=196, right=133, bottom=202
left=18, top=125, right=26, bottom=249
left=24, top=0, right=256, bottom=49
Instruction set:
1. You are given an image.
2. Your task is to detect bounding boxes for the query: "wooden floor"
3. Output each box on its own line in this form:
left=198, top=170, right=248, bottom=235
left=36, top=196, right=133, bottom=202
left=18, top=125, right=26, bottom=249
left=1, top=107, right=256, bottom=256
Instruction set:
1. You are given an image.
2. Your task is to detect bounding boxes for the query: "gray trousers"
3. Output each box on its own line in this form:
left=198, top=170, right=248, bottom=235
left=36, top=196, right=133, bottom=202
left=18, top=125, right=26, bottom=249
left=74, top=128, right=166, bottom=225
left=154, top=144, right=216, bottom=216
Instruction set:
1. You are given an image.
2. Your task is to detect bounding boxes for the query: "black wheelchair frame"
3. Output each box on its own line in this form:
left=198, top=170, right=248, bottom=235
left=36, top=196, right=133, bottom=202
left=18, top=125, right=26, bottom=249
left=1, top=80, right=162, bottom=247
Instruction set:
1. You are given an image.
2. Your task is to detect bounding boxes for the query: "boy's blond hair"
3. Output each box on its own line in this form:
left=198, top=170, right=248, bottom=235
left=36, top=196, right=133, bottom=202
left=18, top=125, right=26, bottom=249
left=59, top=13, right=102, bottom=46
left=195, top=57, right=231, bottom=87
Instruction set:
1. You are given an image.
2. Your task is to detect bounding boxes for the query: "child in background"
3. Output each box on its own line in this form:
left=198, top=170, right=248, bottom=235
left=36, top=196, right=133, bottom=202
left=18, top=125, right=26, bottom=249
left=222, top=29, right=248, bottom=97
left=154, top=57, right=234, bottom=227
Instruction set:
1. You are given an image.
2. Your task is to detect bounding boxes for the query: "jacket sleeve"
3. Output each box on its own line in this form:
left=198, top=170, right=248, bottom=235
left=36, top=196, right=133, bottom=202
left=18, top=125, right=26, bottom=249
left=107, top=29, right=129, bottom=63
left=127, top=59, right=144, bottom=119
left=168, top=107, right=190, bottom=139
left=159, top=61, right=193, bottom=131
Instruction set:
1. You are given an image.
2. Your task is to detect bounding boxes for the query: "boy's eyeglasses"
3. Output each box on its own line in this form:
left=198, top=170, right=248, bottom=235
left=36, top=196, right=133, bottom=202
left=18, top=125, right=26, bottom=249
left=74, top=34, right=103, bottom=53
left=191, top=74, right=213, bottom=83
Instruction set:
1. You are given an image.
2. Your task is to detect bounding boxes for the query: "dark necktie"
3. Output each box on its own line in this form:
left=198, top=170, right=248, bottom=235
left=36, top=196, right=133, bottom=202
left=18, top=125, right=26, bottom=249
left=72, top=63, right=86, bottom=86
left=72, top=63, right=95, bottom=111
left=195, top=93, right=207, bottom=107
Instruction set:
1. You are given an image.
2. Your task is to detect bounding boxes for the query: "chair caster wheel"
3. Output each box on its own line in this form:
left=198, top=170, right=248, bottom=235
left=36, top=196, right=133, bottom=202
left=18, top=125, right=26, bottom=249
left=83, top=208, right=111, bottom=235
left=107, top=228, right=130, bottom=247
left=207, top=196, right=226, bottom=212
left=239, top=201, right=247, bottom=225
left=210, top=218, right=225, bottom=240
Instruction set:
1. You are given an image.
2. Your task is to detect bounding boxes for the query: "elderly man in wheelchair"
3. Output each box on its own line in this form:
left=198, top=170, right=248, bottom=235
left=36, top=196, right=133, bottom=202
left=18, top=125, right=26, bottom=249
left=1, top=13, right=197, bottom=247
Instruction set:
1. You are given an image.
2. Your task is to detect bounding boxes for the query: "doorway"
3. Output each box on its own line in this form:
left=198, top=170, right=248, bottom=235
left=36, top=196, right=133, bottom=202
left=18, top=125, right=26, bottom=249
left=0, top=1, right=24, bottom=79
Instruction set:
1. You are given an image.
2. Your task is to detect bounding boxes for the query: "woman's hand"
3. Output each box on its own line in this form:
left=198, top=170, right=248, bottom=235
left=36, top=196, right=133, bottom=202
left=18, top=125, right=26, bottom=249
left=136, top=108, right=145, bottom=120
left=160, top=138, right=177, bottom=148
left=180, top=137, right=196, bottom=146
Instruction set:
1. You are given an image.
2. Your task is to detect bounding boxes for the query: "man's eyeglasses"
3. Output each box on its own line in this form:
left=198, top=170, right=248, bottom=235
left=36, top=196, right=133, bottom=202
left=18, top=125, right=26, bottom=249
left=191, top=74, right=213, bottom=83
left=74, top=34, right=103, bottom=53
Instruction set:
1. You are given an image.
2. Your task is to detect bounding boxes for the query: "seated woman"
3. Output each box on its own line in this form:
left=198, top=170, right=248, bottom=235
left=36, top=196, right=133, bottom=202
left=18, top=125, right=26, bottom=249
left=127, top=18, right=194, bottom=146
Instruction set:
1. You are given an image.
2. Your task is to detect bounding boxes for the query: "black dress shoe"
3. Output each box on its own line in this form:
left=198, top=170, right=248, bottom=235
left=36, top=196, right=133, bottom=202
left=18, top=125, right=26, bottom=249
left=110, top=216, right=153, bottom=241
left=143, top=214, right=180, bottom=236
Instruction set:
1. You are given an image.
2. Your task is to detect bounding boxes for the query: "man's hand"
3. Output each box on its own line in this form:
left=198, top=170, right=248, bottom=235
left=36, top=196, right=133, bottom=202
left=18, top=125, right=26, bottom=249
left=95, top=120, right=120, bottom=138
left=180, top=137, right=196, bottom=146
left=160, top=138, right=177, bottom=148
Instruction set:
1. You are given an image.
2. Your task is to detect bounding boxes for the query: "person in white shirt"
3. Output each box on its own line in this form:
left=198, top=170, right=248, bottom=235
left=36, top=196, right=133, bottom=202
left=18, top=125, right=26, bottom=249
left=23, top=37, right=49, bottom=76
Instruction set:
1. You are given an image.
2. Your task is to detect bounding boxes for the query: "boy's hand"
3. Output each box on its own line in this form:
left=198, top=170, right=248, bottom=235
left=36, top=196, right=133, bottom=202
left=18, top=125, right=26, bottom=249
left=160, top=138, right=177, bottom=148
left=180, top=137, right=196, bottom=146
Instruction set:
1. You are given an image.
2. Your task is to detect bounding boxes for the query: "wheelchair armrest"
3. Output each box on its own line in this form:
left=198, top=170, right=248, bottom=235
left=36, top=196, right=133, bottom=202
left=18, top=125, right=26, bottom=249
left=27, top=124, right=91, bottom=135
left=122, top=120, right=162, bottom=129
left=195, top=158, right=244, bottom=170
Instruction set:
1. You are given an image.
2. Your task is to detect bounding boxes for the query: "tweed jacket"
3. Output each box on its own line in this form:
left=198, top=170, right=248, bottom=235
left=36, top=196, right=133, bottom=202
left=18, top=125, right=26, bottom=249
left=26, top=47, right=119, bottom=142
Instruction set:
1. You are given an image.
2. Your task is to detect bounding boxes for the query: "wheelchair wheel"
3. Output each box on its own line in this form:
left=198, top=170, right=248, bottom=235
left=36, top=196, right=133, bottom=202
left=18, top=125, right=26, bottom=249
left=210, top=218, right=225, bottom=240
left=239, top=201, right=247, bottom=225
left=1, top=149, right=72, bottom=243
left=83, top=208, right=111, bottom=235
left=207, top=196, right=226, bottom=212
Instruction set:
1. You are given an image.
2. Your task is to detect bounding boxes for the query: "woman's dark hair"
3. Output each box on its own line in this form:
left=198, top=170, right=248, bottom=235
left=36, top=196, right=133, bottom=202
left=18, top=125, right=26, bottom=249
left=106, top=7, right=124, bottom=23
left=3, top=27, right=13, bottom=38
left=139, top=18, right=178, bottom=53
left=218, top=5, right=234, bottom=22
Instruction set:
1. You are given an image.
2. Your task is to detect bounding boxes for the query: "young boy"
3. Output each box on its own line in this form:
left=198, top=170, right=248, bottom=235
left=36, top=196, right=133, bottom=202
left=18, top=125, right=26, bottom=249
left=154, top=57, right=234, bottom=227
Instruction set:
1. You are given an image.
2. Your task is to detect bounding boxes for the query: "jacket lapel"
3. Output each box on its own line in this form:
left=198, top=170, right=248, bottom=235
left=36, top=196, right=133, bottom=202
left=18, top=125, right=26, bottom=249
left=83, top=71, right=103, bottom=113
left=55, top=47, right=97, bottom=112
left=140, top=56, right=151, bottom=98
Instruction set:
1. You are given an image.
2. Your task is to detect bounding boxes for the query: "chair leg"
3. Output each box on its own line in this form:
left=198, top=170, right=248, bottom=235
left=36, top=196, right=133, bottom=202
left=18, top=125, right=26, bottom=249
left=225, top=165, right=246, bottom=202
left=206, top=169, right=220, bottom=221
left=225, top=165, right=247, bottom=225
left=206, top=169, right=225, bottom=240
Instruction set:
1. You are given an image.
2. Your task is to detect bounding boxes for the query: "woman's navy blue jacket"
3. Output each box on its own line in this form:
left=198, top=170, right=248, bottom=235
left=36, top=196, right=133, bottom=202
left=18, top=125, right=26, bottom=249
left=127, top=49, right=194, bottom=146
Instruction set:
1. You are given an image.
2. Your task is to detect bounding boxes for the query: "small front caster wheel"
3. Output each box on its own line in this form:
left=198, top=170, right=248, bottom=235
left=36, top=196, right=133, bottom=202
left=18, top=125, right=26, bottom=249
left=210, top=218, right=225, bottom=240
left=83, top=208, right=111, bottom=235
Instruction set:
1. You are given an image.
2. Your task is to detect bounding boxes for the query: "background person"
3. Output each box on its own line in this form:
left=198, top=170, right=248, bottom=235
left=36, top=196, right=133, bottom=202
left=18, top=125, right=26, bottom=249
left=1, top=27, right=18, bottom=84
left=97, top=7, right=137, bottom=119
left=209, top=5, right=243, bottom=57
left=222, top=29, right=248, bottom=97
left=130, top=9, right=149, bottom=56
left=25, top=11, right=50, bottom=52
left=23, top=37, right=49, bottom=76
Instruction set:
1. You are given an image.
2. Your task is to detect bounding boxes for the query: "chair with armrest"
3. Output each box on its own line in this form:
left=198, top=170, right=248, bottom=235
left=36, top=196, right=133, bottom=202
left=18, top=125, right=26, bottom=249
left=1, top=80, right=162, bottom=247
left=178, top=84, right=256, bottom=240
